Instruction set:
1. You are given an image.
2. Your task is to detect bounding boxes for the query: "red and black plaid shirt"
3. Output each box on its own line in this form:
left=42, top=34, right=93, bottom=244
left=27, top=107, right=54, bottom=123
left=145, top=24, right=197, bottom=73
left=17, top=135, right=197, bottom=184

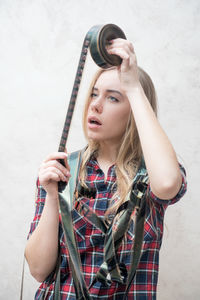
left=28, top=157, right=187, bottom=299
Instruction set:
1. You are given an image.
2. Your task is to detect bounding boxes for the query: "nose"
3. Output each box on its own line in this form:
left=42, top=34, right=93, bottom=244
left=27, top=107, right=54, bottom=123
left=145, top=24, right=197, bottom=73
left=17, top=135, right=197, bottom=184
left=90, top=96, right=103, bottom=113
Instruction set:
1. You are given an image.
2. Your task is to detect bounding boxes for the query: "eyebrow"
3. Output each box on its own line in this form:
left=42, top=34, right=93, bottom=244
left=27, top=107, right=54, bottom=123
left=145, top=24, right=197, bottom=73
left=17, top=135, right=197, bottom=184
left=92, top=87, right=123, bottom=97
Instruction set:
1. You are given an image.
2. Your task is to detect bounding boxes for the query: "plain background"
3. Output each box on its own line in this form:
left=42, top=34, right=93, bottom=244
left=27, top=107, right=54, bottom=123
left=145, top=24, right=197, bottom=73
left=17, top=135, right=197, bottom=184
left=0, top=0, right=199, bottom=299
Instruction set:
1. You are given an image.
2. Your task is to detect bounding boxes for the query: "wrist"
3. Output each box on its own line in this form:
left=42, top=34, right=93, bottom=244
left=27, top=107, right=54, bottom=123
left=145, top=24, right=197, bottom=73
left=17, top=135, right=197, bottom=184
left=45, top=193, right=59, bottom=214
left=46, top=189, right=59, bottom=202
left=125, top=83, right=144, bottom=98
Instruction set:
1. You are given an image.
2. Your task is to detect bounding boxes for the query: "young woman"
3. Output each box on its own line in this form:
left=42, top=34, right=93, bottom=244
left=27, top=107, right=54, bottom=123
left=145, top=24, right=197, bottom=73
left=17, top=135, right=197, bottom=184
left=25, top=38, right=187, bottom=299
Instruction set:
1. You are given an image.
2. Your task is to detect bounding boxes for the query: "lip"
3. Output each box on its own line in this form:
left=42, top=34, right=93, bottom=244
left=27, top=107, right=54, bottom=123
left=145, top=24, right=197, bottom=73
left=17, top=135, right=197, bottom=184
left=87, top=115, right=102, bottom=129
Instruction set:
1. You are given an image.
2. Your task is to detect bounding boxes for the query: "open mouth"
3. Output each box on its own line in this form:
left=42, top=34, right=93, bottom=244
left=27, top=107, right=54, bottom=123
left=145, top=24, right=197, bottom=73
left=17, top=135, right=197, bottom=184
left=88, top=117, right=102, bottom=126
left=89, top=119, right=101, bottom=125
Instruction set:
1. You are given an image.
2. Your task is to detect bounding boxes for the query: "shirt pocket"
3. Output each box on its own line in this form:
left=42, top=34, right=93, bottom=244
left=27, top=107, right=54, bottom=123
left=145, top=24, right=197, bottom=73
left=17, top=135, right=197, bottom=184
left=126, top=218, right=158, bottom=244
left=90, top=232, right=104, bottom=248
left=71, top=208, right=104, bottom=251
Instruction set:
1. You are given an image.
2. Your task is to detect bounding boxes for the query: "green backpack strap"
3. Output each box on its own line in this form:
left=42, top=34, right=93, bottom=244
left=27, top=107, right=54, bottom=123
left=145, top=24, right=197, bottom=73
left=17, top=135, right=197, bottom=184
left=69, top=150, right=84, bottom=206
left=61, top=150, right=83, bottom=209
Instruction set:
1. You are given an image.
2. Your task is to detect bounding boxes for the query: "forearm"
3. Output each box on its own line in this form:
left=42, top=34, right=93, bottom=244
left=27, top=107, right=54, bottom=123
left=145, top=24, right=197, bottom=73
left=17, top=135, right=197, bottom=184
left=127, top=85, right=182, bottom=199
left=25, top=192, right=59, bottom=282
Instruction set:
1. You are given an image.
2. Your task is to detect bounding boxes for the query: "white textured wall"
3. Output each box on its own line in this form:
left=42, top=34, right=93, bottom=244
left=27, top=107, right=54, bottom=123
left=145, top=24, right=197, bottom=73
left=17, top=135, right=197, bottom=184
left=0, top=1, right=199, bottom=299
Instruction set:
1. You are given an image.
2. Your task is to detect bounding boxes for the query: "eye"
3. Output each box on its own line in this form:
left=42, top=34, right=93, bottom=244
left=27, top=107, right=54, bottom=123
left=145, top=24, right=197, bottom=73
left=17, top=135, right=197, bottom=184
left=90, top=92, right=98, bottom=99
left=108, top=95, right=119, bottom=103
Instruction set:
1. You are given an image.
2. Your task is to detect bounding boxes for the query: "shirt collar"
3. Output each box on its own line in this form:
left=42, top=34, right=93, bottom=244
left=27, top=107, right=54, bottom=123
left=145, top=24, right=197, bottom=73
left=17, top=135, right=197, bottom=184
left=87, top=154, right=116, bottom=175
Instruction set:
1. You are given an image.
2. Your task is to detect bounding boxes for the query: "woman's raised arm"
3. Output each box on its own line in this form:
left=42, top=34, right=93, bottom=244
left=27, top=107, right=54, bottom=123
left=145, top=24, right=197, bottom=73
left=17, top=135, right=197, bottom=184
left=107, top=39, right=182, bottom=199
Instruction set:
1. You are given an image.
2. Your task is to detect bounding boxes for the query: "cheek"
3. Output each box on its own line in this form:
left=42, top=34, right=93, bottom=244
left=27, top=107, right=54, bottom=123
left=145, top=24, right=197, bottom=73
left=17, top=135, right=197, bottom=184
left=111, top=110, right=129, bottom=132
left=116, top=105, right=130, bottom=122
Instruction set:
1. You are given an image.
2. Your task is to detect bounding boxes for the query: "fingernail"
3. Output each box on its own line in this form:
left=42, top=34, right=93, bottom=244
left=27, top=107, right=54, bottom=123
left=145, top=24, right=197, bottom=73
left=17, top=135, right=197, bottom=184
left=64, top=170, right=68, bottom=176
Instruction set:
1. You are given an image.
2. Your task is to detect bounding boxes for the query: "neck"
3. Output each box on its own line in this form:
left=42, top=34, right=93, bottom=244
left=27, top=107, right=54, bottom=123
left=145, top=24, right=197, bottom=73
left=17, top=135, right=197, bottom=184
left=98, top=141, right=120, bottom=164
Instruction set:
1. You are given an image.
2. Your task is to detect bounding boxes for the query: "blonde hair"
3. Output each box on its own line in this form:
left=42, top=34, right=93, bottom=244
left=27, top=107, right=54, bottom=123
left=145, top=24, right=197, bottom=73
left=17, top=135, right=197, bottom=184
left=79, top=66, right=157, bottom=215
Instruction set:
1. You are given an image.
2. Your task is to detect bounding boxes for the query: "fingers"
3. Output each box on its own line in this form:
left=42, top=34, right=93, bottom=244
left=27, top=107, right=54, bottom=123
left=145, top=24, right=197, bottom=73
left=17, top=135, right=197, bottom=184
left=108, top=47, right=129, bottom=61
left=107, top=40, right=138, bottom=78
left=39, top=152, right=71, bottom=185
left=41, top=160, right=70, bottom=177
left=106, top=38, right=140, bottom=92
left=44, top=152, right=68, bottom=163
left=114, top=38, right=134, bottom=50
left=40, top=166, right=69, bottom=183
left=107, top=39, right=134, bottom=54
left=106, top=39, right=136, bottom=67
left=43, top=152, right=70, bottom=175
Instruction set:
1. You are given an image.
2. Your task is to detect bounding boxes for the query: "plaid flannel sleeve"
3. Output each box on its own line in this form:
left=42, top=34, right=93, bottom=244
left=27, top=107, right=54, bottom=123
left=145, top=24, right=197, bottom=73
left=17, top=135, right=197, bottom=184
left=27, top=178, right=47, bottom=239
left=27, top=178, right=70, bottom=281
left=149, top=164, right=187, bottom=206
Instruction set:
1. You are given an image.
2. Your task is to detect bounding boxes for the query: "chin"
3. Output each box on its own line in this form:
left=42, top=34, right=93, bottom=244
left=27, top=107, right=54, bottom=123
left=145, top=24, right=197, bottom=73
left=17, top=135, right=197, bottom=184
left=87, top=134, right=104, bottom=142
left=88, top=136, right=102, bottom=142
left=87, top=131, right=100, bottom=141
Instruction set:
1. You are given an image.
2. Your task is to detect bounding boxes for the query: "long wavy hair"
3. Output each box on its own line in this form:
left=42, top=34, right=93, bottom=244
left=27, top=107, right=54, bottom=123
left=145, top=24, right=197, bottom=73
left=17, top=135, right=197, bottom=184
left=79, top=66, right=157, bottom=215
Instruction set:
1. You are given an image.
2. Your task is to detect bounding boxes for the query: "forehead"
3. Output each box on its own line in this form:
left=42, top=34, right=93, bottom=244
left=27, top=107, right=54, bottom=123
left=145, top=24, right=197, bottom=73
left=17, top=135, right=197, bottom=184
left=94, top=69, right=122, bottom=91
